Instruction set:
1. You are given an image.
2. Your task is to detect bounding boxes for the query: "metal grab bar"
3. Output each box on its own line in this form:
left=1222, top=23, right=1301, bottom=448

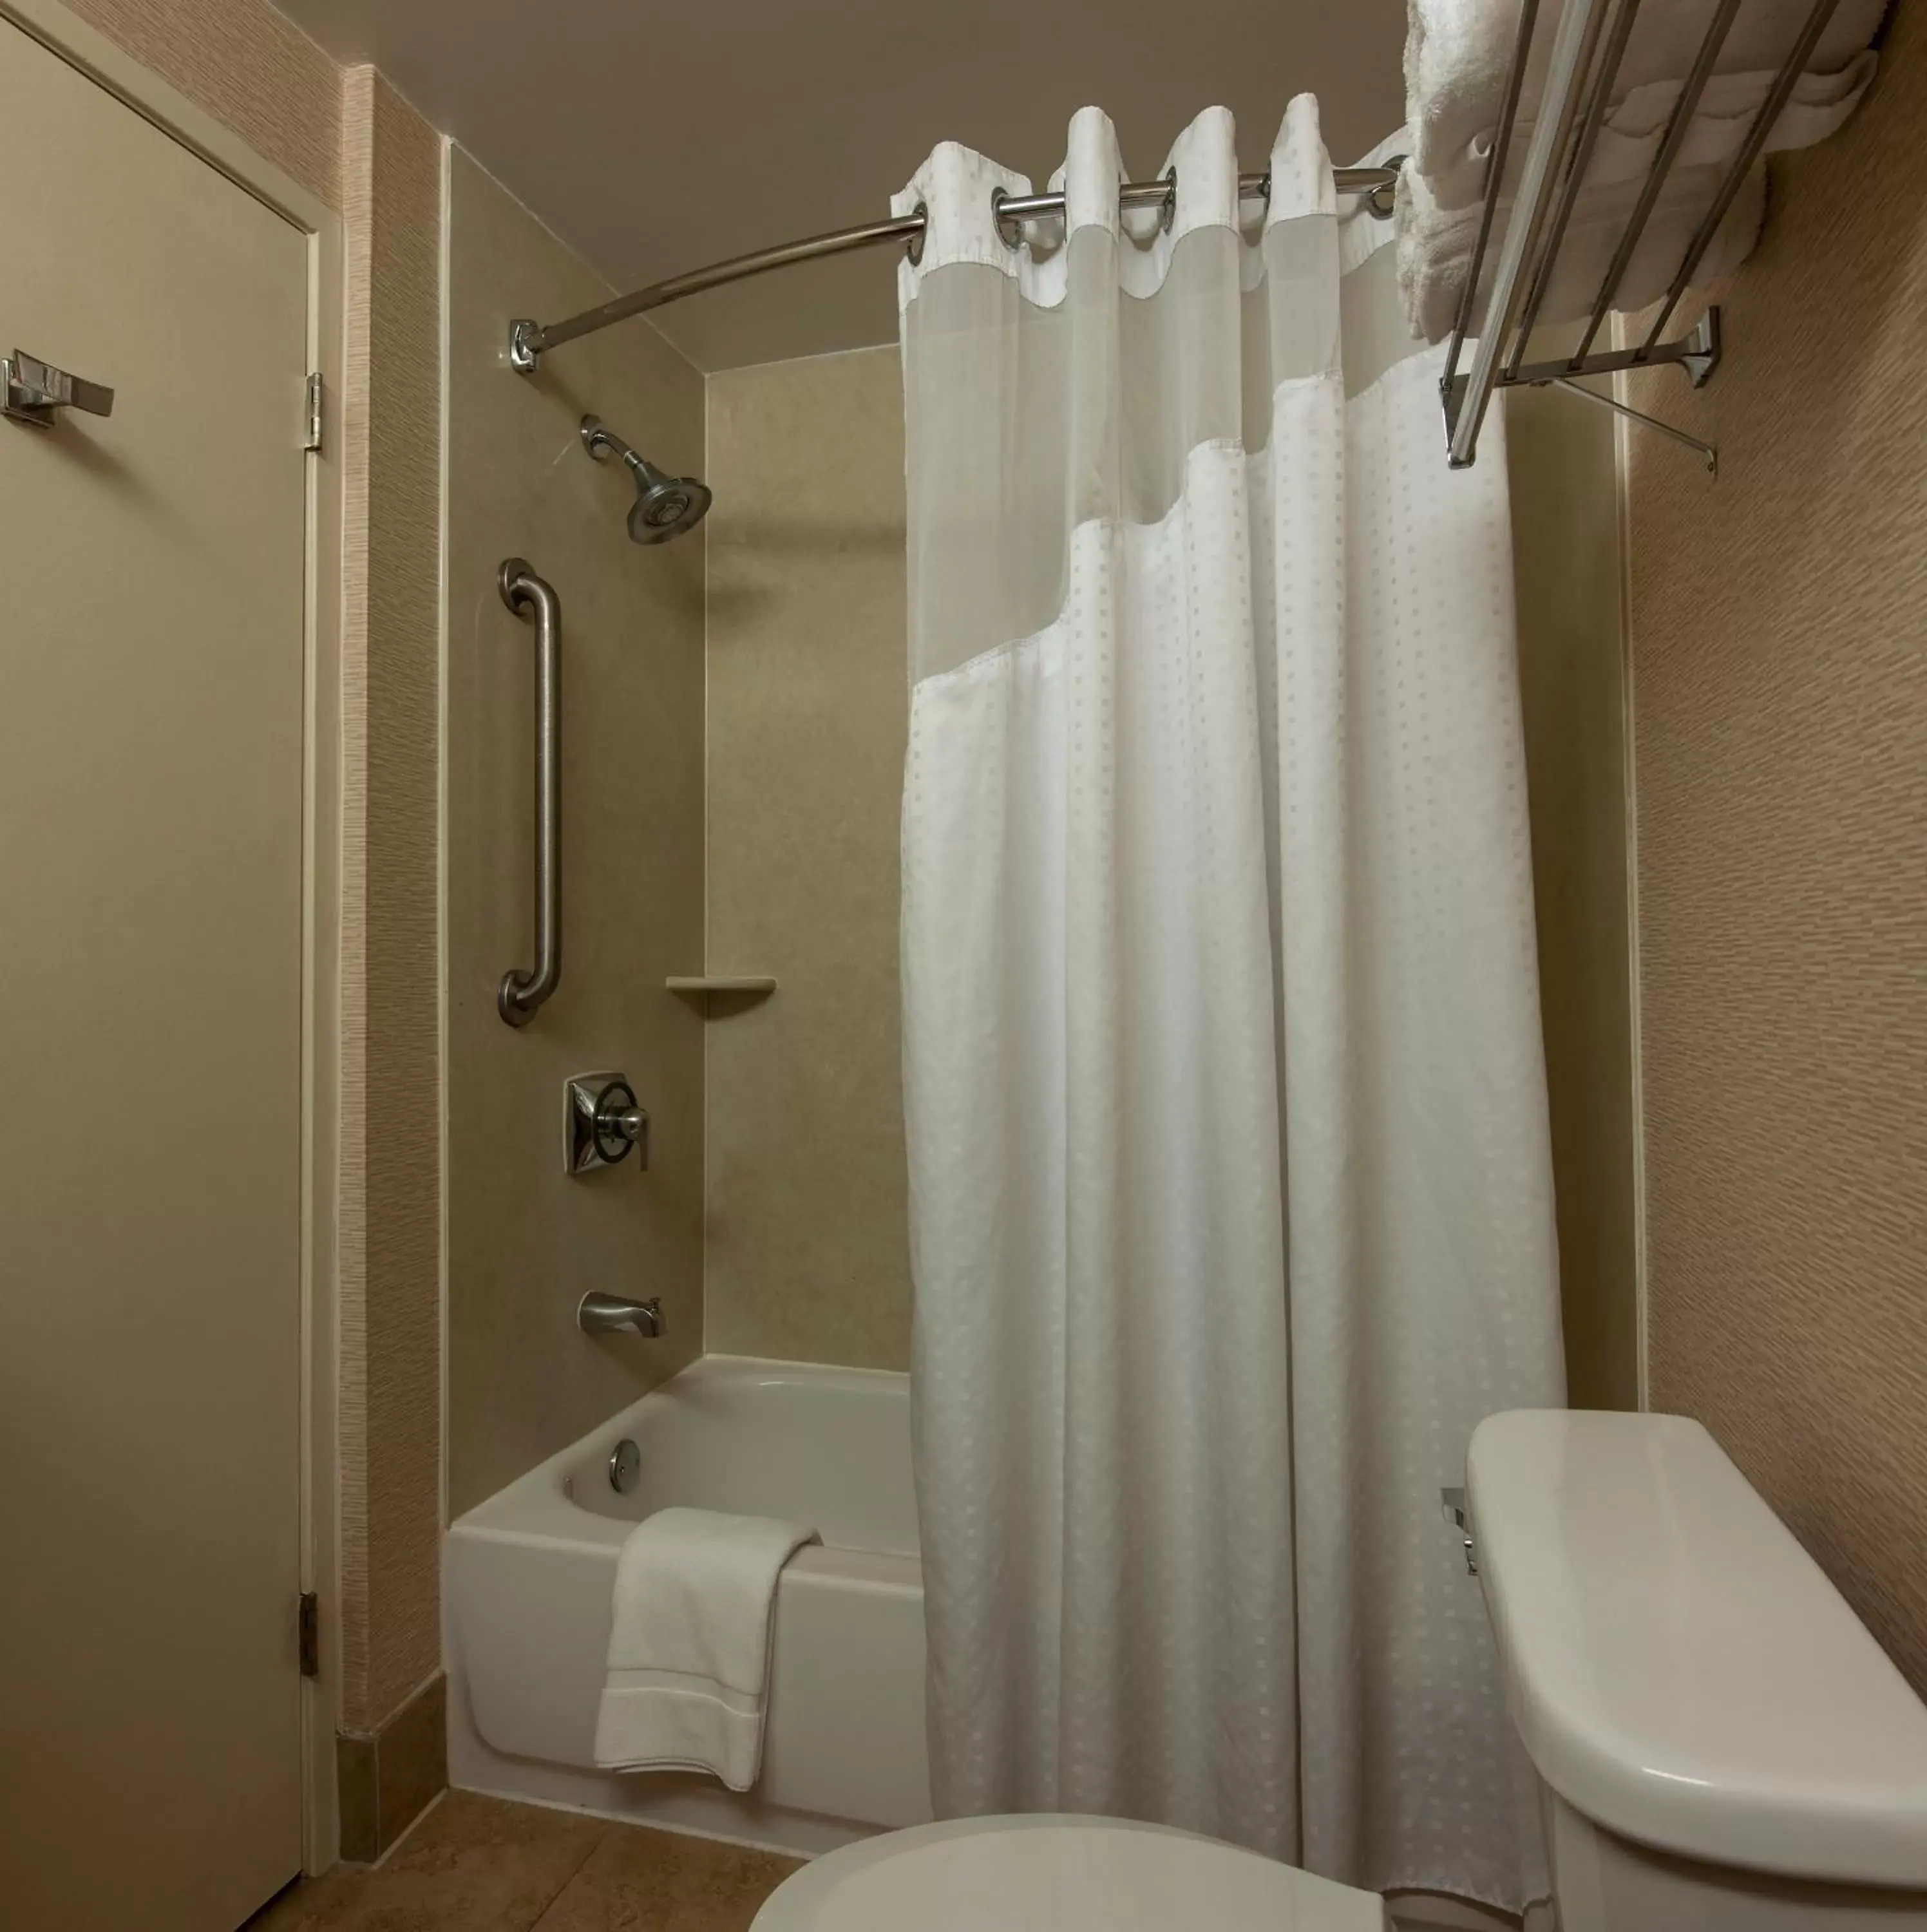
left=497, top=558, right=562, bottom=1027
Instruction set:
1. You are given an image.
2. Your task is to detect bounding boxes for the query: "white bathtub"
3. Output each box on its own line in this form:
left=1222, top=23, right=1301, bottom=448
left=446, top=1354, right=932, bottom=1855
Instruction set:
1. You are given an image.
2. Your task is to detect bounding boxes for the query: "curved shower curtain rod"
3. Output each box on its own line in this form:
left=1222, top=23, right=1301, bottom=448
left=508, top=162, right=1404, bottom=372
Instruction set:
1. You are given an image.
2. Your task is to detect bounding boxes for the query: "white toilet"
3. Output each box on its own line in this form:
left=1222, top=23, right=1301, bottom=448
left=752, top=1410, right=1927, bottom=1930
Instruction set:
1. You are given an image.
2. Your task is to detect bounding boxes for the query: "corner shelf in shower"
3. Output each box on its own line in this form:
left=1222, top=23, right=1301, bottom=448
left=666, top=974, right=777, bottom=1012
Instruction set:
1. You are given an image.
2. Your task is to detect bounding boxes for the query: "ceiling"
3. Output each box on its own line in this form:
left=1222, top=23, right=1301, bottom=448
left=276, top=0, right=1409, bottom=370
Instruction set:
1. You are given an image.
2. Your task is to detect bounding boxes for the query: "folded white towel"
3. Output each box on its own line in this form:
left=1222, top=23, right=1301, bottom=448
left=1419, top=48, right=1877, bottom=215
left=1405, top=0, right=1888, bottom=190
left=594, top=1506, right=820, bottom=1790
left=1398, top=149, right=1768, bottom=341
left=1399, top=0, right=1887, bottom=340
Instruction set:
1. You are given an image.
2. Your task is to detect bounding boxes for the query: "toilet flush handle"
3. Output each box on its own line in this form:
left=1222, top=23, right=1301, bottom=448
left=1441, top=1488, right=1479, bottom=1576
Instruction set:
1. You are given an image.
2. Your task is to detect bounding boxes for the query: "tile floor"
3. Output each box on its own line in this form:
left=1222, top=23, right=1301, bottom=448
left=247, top=1790, right=802, bottom=1932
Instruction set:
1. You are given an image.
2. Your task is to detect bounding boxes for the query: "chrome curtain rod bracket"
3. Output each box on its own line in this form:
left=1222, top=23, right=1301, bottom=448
left=508, top=163, right=1401, bottom=372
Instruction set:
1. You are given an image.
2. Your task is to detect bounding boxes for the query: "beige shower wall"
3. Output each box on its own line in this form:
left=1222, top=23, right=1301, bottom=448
left=699, top=341, right=1637, bottom=1398
left=1626, top=2, right=1927, bottom=1692
left=704, top=347, right=913, bottom=1370
left=445, top=151, right=708, bottom=1514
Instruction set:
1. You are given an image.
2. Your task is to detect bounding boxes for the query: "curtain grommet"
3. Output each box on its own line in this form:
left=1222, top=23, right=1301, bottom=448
left=1367, top=156, right=1404, bottom=222
left=1161, top=167, right=1177, bottom=234
left=907, top=200, right=928, bottom=267
left=991, top=185, right=1023, bottom=251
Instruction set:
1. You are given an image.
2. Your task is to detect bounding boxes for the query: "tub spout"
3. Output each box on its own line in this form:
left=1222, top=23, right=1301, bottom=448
left=578, top=1291, right=664, bottom=1338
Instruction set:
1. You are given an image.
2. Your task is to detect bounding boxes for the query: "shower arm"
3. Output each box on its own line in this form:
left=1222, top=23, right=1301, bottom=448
left=507, top=164, right=1402, bottom=372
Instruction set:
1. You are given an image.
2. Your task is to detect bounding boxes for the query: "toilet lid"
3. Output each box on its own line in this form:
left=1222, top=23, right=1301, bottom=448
left=750, top=1816, right=1384, bottom=1931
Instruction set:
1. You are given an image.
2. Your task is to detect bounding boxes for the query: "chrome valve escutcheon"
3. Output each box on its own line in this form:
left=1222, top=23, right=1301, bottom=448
left=564, top=1071, right=649, bottom=1173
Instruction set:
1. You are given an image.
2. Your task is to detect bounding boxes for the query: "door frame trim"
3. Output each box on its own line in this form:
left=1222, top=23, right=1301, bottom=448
left=0, top=0, right=346, bottom=1874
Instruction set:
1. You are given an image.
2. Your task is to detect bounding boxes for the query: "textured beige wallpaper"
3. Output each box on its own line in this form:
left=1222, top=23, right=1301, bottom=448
left=704, top=347, right=912, bottom=1370
left=1628, top=6, right=1927, bottom=1689
left=445, top=151, right=707, bottom=1515
left=336, top=68, right=444, bottom=1734
left=59, top=0, right=339, bottom=209
left=1506, top=379, right=1640, bottom=1412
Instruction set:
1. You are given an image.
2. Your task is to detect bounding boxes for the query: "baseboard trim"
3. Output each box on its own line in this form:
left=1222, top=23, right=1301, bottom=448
left=336, top=1671, right=448, bottom=1862
left=1387, top=1889, right=1521, bottom=1931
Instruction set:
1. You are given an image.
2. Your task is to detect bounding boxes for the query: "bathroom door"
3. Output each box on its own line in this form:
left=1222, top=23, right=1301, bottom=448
left=0, top=16, right=311, bottom=1929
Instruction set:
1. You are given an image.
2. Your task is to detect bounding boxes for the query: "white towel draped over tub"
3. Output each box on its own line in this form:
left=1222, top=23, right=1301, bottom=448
left=594, top=1506, right=820, bottom=1790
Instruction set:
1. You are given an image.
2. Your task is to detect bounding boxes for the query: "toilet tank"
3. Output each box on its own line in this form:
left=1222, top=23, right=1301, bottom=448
left=1466, top=1411, right=1927, bottom=1932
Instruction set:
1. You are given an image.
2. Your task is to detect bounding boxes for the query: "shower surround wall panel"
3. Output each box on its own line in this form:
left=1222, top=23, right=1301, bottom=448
left=1627, top=0, right=1927, bottom=1694
left=703, top=346, right=913, bottom=1370
left=445, top=149, right=707, bottom=1515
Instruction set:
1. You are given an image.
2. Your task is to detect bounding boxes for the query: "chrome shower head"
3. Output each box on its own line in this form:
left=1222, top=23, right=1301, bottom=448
left=626, top=464, right=712, bottom=544
left=581, top=415, right=712, bottom=545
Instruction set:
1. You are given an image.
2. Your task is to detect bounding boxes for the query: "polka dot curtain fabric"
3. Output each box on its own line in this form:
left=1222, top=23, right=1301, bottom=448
left=897, top=98, right=1564, bottom=1914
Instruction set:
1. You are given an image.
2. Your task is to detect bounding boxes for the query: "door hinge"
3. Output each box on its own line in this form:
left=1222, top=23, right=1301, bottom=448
left=298, top=1590, right=320, bottom=1678
left=303, top=372, right=323, bottom=454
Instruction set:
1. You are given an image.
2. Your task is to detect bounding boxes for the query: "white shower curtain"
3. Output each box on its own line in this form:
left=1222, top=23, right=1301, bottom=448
left=894, top=100, right=1565, bottom=1913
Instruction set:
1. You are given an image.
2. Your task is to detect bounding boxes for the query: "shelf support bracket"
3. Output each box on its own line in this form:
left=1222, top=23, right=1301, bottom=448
left=1443, top=308, right=1721, bottom=475
left=1544, top=375, right=1718, bottom=475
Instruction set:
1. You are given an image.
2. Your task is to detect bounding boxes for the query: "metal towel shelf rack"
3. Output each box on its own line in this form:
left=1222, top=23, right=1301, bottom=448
left=1440, top=0, right=1843, bottom=468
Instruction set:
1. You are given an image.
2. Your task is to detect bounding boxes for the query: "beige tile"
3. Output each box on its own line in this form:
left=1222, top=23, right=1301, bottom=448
left=249, top=1792, right=606, bottom=1932
left=335, top=1674, right=451, bottom=1864
left=245, top=1876, right=336, bottom=1931
left=335, top=1730, right=380, bottom=1865
left=376, top=1674, right=450, bottom=1854
left=532, top=1823, right=802, bottom=1931
left=244, top=1866, right=373, bottom=1932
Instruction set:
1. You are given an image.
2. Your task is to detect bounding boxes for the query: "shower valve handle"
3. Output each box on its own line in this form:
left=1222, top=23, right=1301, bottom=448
left=564, top=1071, right=649, bottom=1173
